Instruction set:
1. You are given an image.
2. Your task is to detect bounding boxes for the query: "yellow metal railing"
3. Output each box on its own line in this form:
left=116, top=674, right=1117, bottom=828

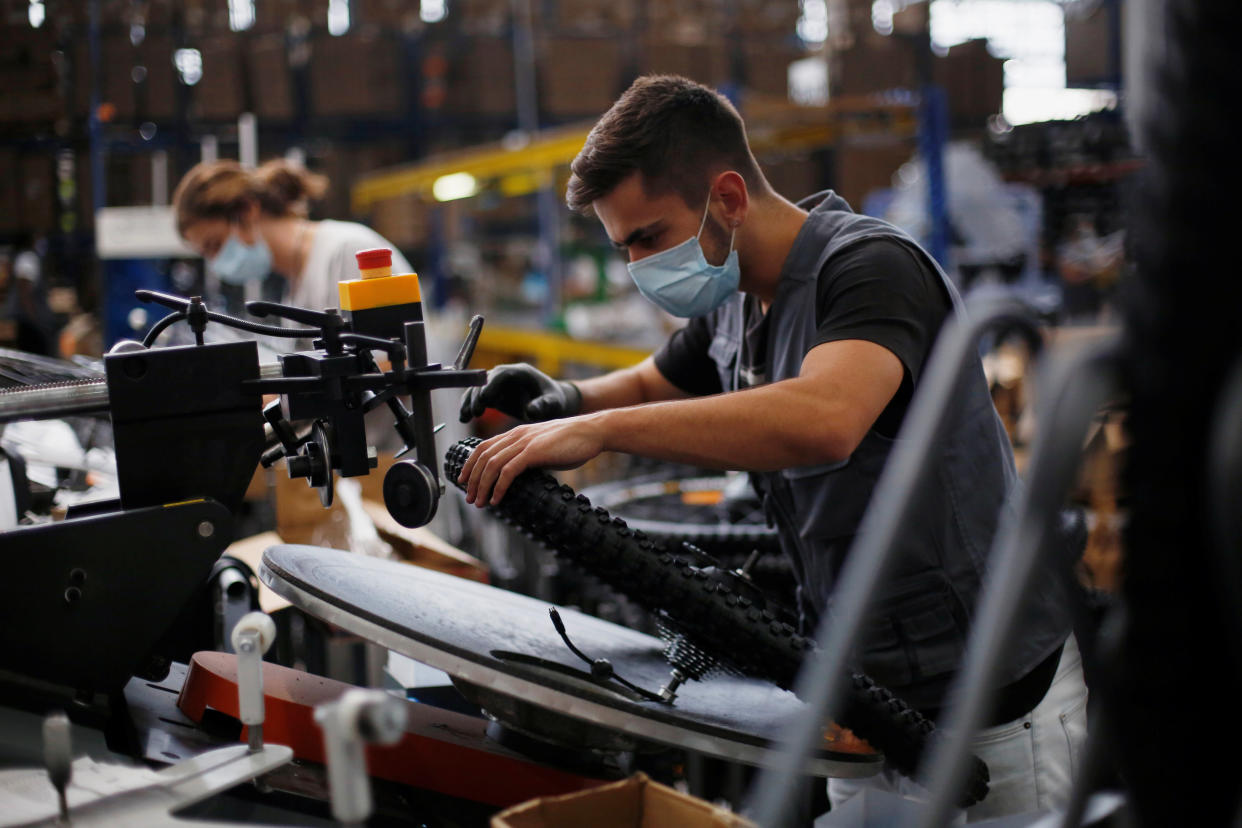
left=350, top=98, right=918, bottom=212
left=352, top=125, right=593, bottom=212
left=473, top=326, right=650, bottom=376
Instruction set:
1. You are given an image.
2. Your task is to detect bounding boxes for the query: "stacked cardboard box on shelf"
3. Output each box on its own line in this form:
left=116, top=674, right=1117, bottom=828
left=637, top=35, right=730, bottom=88
left=252, top=0, right=314, bottom=33
left=195, top=35, right=245, bottom=121
left=1065, top=1, right=1118, bottom=88
left=833, top=141, right=915, bottom=212
left=742, top=38, right=808, bottom=99
left=309, top=32, right=405, bottom=118
left=445, top=35, right=517, bottom=117
left=368, top=192, right=432, bottom=250
left=453, top=0, right=511, bottom=36
left=762, top=154, right=829, bottom=204
left=543, top=0, right=637, bottom=34
left=539, top=36, right=625, bottom=118
left=0, top=26, right=62, bottom=124
left=314, top=141, right=407, bottom=219
left=139, top=35, right=179, bottom=122
left=0, top=152, right=56, bottom=234
left=933, top=39, right=1004, bottom=128
left=249, top=33, right=296, bottom=121
left=833, top=33, right=921, bottom=98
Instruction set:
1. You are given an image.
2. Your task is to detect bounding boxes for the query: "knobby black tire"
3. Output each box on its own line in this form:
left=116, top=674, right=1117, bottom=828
left=578, top=475, right=783, bottom=563
left=446, top=439, right=989, bottom=806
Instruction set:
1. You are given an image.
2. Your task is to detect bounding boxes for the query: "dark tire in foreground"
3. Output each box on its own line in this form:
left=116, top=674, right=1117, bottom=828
left=446, top=438, right=989, bottom=806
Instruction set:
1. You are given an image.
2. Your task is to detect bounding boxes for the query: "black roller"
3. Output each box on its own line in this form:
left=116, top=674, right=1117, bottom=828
left=383, top=460, right=440, bottom=528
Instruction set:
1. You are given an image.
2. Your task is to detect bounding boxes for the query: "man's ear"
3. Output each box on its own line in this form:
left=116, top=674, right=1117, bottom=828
left=711, top=171, right=749, bottom=228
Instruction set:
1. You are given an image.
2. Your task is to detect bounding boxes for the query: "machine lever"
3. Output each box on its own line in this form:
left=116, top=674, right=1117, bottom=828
left=453, top=315, right=485, bottom=371
left=315, top=689, right=407, bottom=828
left=230, top=612, right=277, bottom=753
left=43, top=712, right=72, bottom=822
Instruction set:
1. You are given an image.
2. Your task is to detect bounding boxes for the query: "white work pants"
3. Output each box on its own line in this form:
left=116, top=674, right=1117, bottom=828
left=827, top=635, right=1089, bottom=822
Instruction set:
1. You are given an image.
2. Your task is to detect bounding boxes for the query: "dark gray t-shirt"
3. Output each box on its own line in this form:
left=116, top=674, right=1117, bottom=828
left=653, top=237, right=951, bottom=437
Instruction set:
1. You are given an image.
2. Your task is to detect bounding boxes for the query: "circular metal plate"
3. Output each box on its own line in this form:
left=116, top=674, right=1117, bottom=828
left=260, top=544, right=880, bottom=778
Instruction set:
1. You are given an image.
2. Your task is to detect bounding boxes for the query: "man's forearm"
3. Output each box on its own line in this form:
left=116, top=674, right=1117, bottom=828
left=575, top=357, right=686, bottom=413
left=591, top=381, right=857, bottom=471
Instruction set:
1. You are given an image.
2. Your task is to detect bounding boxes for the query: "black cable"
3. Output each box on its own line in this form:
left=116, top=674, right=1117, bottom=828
left=141, top=308, right=319, bottom=347
left=204, top=311, right=318, bottom=339
left=547, top=608, right=665, bottom=703
left=142, top=311, right=188, bottom=348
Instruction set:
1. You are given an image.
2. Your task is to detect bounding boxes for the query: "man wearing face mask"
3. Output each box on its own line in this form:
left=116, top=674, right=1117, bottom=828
left=173, top=159, right=414, bottom=317
left=458, top=76, right=1085, bottom=821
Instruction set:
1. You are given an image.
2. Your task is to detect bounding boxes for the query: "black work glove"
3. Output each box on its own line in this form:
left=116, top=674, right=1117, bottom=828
left=459, top=363, right=583, bottom=423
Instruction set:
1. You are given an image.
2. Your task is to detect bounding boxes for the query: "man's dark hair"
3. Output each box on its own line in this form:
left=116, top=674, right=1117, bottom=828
left=566, top=75, right=766, bottom=215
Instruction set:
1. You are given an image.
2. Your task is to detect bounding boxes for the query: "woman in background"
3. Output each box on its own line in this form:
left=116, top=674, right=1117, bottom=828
left=172, top=158, right=414, bottom=313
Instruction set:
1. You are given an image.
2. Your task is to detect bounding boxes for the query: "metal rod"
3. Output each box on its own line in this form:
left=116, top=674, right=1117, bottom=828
left=453, top=315, right=485, bottom=371
left=0, top=363, right=284, bottom=424
left=916, top=339, right=1121, bottom=828
left=745, top=294, right=1043, bottom=827
left=1208, top=354, right=1242, bottom=678
left=0, top=379, right=109, bottom=423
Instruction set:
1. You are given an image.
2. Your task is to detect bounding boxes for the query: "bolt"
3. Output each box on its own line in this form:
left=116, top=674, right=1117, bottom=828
left=64, top=587, right=82, bottom=605
left=197, top=521, right=214, bottom=538
left=122, top=356, right=147, bottom=380
left=288, top=455, right=311, bottom=478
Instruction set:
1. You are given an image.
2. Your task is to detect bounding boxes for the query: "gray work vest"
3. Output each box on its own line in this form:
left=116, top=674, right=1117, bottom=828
left=704, top=191, right=1071, bottom=709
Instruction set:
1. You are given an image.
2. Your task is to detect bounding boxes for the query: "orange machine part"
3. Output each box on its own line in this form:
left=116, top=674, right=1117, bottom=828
left=177, top=651, right=607, bottom=808
left=337, top=272, right=422, bottom=311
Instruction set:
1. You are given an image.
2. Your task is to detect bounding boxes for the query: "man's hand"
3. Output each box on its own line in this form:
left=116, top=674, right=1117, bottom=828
left=459, top=363, right=583, bottom=424
left=457, top=415, right=605, bottom=506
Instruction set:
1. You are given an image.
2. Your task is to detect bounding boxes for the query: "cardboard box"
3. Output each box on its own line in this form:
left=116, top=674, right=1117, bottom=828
left=74, top=35, right=140, bottom=121
left=933, top=39, right=1004, bottom=129
left=360, top=499, right=489, bottom=584
left=736, top=0, right=800, bottom=34
left=142, top=35, right=179, bottom=121
left=355, top=0, right=422, bottom=29
left=761, top=154, right=828, bottom=205
left=368, top=192, right=431, bottom=249
left=492, top=773, right=755, bottom=828
left=454, top=0, right=511, bottom=36
left=195, top=36, right=245, bottom=121
left=310, top=32, right=405, bottom=118
left=832, top=141, right=914, bottom=212
left=249, top=33, right=296, bottom=121
left=0, top=149, right=19, bottom=232
left=643, top=0, right=731, bottom=38
left=833, top=34, right=919, bottom=98
left=542, top=0, right=636, bottom=34
left=742, top=38, right=808, bottom=98
left=253, top=0, right=314, bottom=32
left=445, top=36, right=517, bottom=117
left=539, top=36, right=623, bottom=118
left=1065, top=2, right=1118, bottom=88
left=638, top=36, right=731, bottom=88
left=16, top=154, right=56, bottom=234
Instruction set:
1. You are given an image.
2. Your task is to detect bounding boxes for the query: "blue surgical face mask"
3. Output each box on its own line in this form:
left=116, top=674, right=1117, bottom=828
left=627, top=196, right=740, bottom=318
left=210, top=230, right=272, bottom=285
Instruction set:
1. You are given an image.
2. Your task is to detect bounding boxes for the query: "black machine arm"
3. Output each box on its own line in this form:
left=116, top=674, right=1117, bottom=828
left=0, top=288, right=485, bottom=708
left=133, top=290, right=485, bottom=518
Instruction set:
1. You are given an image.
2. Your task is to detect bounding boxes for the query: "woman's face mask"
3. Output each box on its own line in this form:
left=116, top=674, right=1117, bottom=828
left=209, top=227, right=272, bottom=285
left=626, top=195, right=740, bottom=318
